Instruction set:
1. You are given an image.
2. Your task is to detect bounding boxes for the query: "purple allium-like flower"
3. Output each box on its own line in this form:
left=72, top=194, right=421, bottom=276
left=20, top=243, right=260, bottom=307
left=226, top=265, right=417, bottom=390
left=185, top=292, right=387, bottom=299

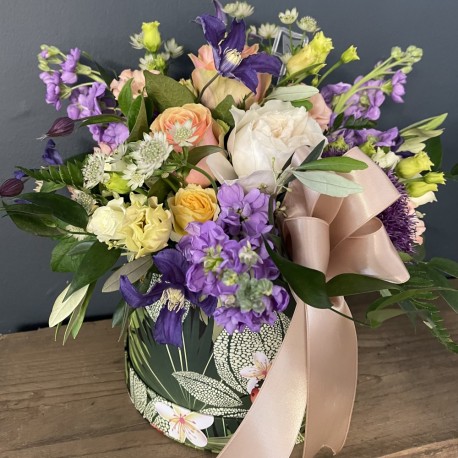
left=60, top=48, right=81, bottom=84
left=217, top=183, right=271, bottom=238
left=378, top=171, right=417, bottom=253
left=42, top=139, right=64, bottom=166
left=39, top=70, right=63, bottom=110
left=391, top=70, right=407, bottom=103
left=120, top=249, right=217, bottom=347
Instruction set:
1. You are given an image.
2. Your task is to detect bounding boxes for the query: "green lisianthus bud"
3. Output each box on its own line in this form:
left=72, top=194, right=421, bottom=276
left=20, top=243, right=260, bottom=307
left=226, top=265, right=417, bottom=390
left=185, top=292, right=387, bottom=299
left=391, top=46, right=403, bottom=59
left=424, top=171, right=446, bottom=185
left=405, top=181, right=438, bottom=198
left=340, top=45, right=359, bottom=64
left=396, top=152, right=433, bottom=179
left=142, top=21, right=162, bottom=53
left=105, top=173, right=131, bottom=194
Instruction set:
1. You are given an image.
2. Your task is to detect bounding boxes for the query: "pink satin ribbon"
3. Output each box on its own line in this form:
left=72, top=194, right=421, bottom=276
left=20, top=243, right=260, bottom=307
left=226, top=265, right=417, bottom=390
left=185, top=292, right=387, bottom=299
left=218, top=148, right=409, bottom=458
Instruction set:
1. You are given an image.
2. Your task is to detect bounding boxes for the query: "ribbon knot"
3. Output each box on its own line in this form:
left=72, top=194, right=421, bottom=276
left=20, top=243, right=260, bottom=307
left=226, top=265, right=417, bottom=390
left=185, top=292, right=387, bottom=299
left=218, top=148, right=409, bottom=458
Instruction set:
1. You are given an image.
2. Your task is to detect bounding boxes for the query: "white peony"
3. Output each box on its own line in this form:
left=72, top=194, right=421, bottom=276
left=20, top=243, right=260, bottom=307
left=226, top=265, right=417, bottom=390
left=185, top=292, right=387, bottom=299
left=86, top=197, right=126, bottom=244
left=207, top=100, right=325, bottom=192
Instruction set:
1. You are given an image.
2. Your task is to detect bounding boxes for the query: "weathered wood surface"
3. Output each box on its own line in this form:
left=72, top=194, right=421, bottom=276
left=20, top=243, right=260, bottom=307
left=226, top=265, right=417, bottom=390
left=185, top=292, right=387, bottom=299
left=1, top=294, right=457, bottom=458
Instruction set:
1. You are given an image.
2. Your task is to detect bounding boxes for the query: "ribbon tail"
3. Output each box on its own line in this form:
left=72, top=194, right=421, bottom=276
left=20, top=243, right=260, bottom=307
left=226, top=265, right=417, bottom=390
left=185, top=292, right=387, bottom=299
left=218, top=304, right=307, bottom=458
left=304, top=297, right=358, bottom=457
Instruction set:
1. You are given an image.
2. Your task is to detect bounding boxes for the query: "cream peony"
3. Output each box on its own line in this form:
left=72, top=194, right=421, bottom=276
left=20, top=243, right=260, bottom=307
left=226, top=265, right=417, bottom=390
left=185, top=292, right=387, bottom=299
left=208, top=100, right=325, bottom=192
left=86, top=197, right=126, bottom=244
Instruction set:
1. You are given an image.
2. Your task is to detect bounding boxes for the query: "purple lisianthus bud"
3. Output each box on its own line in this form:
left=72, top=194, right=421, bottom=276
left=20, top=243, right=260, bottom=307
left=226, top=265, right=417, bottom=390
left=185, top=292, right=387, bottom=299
left=44, top=116, right=75, bottom=138
left=42, top=139, right=64, bottom=166
left=0, top=178, right=24, bottom=197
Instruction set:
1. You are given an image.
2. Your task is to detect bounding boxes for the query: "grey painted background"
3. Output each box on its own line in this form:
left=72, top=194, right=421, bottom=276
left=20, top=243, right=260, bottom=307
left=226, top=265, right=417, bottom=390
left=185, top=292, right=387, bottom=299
left=0, top=0, right=457, bottom=333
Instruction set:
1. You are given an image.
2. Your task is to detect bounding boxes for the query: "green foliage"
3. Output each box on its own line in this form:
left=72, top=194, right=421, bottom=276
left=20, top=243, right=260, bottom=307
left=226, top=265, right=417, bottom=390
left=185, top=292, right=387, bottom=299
left=186, top=145, right=225, bottom=166
left=127, top=96, right=149, bottom=142
left=211, top=95, right=235, bottom=127
left=424, top=136, right=443, bottom=171
left=293, top=170, right=363, bottom=197
left=296, top=156, right=368, bottom=173
left=79, top=114, right=125, bottom=127
left=117, top=78, right=134, bottom=116
left=50, top=237, right=90, bottom=272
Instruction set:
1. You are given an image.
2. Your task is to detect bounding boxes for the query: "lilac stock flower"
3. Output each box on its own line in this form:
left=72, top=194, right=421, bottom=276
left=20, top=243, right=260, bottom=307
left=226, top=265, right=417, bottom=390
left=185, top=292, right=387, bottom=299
left=196, top=13, right=281, bottom=93
left=14, top=170, right=27, bottom=179
left=90, top=122, right=129, bottom=150
left=378, top=171, right=417, bottom=253
left=321, top=82, right=351, bottom=106
left=0, top=178, right=24, bottom=197
left=67, top=82, right=107, bottom=120
left=60, top=48, right=81, bottom=84
left=391, top=70, right=407, bottom=103
left=42, top=139, right=64, bottom=166
left=345, top=77, right=385, bottom=121
left=120, top=249, right=217, bottom=347
left=39, top=70, right=63, bottom=110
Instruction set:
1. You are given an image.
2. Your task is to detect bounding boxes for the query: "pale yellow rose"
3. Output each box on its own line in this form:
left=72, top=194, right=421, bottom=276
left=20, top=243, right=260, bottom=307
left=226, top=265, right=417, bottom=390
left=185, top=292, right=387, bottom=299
left=168, top=184, right=219, bottom=239
left=86, top=197, right=126, bottom=244
left=121, top=194, right=172, bottom=258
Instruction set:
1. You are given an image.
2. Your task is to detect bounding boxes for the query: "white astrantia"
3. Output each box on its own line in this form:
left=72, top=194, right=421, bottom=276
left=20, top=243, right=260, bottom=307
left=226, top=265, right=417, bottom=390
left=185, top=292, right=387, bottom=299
left=371, top=148, right=401, bottom=170
left=70, top=189, right=96, bottom=214
left=168, top=120, right=199, bottom=147
left=139, top=54, right=157, bottom=71
left=123, top=163, right=145, bottom=190
left=155, top=402, right=214, bottom=448
left=131, top=132, right=173, bottom=178
left=278, top=8, right=298, bottom=25
left=247, top=25, right=257, bottom=36
left=82, top=151, right=106, bottom=189
left=224, top=1, right=254, bottom=19
left=130, top=32, right=145, bottom=50
left=258, top=23, right=279, bottom=40
left=157, top=52, right=171, bottom=62
left=296, top=16, right=320, bottom=33
left=280, top=52, right=292, bottom=65
left=164, top=38, right=184, bottom=58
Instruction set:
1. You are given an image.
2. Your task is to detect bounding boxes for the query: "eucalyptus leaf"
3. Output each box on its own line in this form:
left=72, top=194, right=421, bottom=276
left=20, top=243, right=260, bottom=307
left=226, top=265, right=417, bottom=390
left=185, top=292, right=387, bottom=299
left=265, top=85, right=319, bottom=102
left=299, top=139, right=325, bottom=165
left=49, top=284, right=90, bottom=327
left=102, top=256, right=153, bottom=293
left=293, top=170, right=363, bottom=197
left=296, top=157, right=368, bottom=173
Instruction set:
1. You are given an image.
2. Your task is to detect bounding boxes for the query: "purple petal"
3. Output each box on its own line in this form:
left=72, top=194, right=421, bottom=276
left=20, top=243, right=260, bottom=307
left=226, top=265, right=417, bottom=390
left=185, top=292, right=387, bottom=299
left=120, top=275, right=166, bottom=308
left=221, top=19, right=246, bottom=53
left=232, top=61, right=259, bottom=93
left=243, top=53, right=282, bottom=77
left=153, top=249, right=187, bottom=284
left=154, top=307, right=185, bottom=347
left=213, top=0, right=227, bottom=24
left=187, top=291, right=217, bottom=316
left=195, top=14, right=227, bottom=48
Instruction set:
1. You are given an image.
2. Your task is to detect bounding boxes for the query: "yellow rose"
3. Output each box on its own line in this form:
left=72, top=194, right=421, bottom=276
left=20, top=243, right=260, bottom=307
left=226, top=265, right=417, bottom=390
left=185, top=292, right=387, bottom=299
left=168, top=184, right=219, bottom=239
left=121, top=194, right=172, bottom=259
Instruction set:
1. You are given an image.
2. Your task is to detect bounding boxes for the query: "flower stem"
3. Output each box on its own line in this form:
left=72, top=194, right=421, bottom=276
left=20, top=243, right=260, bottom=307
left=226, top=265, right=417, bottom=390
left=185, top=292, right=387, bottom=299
left=316, top=60, right=343, bottom=86
left=185, top=163, right=218, bottom=193
left=196, top=74, right=219, bottom=103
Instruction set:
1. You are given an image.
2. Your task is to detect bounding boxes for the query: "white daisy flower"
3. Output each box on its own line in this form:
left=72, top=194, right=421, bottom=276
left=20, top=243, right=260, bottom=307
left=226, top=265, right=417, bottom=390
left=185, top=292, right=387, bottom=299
left=296, top=16, right=320, bottom=33
left=168, top=119, right=199, bottom=147
left=131, top=132, right=173, bottom=178
left=258, top=23, right=279, bottom=40
left=130, top=32, right=145, bottom=50
left=82, top=151, right=106, bottom=189
left=164, top=38, right=184, bottom=58
left=278, top=8, right=298, bottom=25
left=122, top=163, right=145, bottom=190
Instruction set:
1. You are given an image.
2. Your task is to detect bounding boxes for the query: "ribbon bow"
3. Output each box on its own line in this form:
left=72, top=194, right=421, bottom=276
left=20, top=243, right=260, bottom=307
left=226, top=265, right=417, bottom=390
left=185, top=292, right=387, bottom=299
left=218, top=147, right=409, bottom=458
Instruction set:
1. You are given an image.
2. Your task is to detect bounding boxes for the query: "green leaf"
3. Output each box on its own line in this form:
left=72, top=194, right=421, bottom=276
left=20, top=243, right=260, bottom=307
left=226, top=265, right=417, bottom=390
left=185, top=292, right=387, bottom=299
left=326, top=273, right=403, bottom=297
left=451, top=163, right=458, bottom=176
left=429, top=257, right=458, bottom=278
left=186, top=145, right=225, bottom=166
left=112, top=299, right=129, bottom=327
left=424, top=265, right=458, bottom=313
left=332, top=112, right=345, bottom=130
left=127, top=96, right=149, bottom=142
left=18, top=161, right=84, bottom=190
left=146, top=177, right=172, bottom=203
left=49, top=284, right=90, bottom=327
left=424, top=136, right=442, bottom=171
left=144, top=71, right=195, bottom=112
left=291, top=99, right=313, bottom=110
left=293, top=170, right=363, bottom=197
left=265, top=85, right=318, bottom=102
left=400, top=113, right=448, bottom=133
left=296, top=156, right=368, bottom=173
left=117, top=78, right=134, bottom=116
left=51, top=237, right=87, bottom=272
left=300, top=139, right=326, bottom=165
left=211, top=95, right=235, bottom=126
left=18, top=192, right=88, bottom=228
left=367, top=308, right=406, bottom=327
left=65, top=241, right=121, bottom=299
left=264, top=240, right=332, bottom=309
left=102, top=256, right=153, bottom=293
left=67, top=240, right=95, bottom=256
left=79, top=114, right=124, bottom=127
left=40, top=181, right=65, bottom=193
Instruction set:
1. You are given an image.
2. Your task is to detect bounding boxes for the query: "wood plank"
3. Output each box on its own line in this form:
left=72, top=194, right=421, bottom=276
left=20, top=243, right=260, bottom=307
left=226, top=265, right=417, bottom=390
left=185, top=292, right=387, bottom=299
left=1, top=294, right=457, bottom=458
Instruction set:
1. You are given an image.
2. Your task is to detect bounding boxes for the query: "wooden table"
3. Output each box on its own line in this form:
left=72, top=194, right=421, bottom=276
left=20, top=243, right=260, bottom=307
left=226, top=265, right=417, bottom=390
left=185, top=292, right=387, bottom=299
left=1, top=295, right=458, bottom=458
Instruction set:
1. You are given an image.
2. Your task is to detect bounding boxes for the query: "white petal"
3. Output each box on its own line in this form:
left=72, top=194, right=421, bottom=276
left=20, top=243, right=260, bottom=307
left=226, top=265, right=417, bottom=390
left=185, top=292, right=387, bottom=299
left=206, top=153, right=238, bottom=182
left=169, top=421, right=186, bottom=443
left=253, top=351, right=270, bottom=368
left=247, top=378, right=258, bottom=394
left=185, top=411, right=214, bottom=430
left=240, top=366, right=259, bottom=379
left=184, top=424, right=209, bottom=447
left=155, top=402, right=175, bottom=421
left=172, top=403, right=191, bottom=417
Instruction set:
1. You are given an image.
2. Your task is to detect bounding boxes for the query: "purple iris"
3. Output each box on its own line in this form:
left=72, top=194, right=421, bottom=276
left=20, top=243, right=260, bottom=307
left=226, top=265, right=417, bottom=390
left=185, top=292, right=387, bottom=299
left=39, top=70, right=62, bottom=110
left=120, top=249, right=217, bottom=347
left=196, top=13, right=281, bottom=93
left=391, top=70, right=407, bottom=103
left=61, top=48, right=81, bottom=84
left=42, top=139, right=64, bottom=166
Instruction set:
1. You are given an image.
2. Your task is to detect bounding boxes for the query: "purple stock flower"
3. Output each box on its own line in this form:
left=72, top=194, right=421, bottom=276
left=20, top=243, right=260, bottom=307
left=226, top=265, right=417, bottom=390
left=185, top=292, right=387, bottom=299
left=0, top=178, right=24, bottom=197
left=60, top=48, right=81, bottom=84
left=345, top=77, right=385, bottom=121
left=217, top=183, right=271, bottom=238
left=378, top=171, right=417, bottom=253
left=391, top=70, right=407, bottom=103
left=321, top=82, right=351, bottom=106
left=42, top=139, right=63, bottom=166
left=91, top=122, right=129, bottom=150
left=14, top=170, right=27, bottom=179
left=39, top=70, right=62, bottom=110
left=120, top=249, right=217, bottom=347
left=67, top=82, right=107, bottom=120
left=196, top=13, right=281, bottom=93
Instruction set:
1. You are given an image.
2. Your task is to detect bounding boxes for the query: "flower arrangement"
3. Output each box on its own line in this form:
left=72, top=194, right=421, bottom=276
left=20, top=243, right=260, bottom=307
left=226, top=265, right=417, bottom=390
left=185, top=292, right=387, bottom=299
left=2, top=1, right=458, bottom=456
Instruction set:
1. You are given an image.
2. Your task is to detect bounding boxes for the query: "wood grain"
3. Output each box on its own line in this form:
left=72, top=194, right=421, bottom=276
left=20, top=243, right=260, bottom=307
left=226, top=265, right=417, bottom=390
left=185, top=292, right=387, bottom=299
left=1, top=293, right=457, bottom=458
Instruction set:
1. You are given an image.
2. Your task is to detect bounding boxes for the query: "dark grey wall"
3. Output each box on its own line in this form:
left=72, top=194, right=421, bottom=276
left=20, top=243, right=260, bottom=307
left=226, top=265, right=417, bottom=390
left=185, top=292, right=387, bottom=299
left=0, top=0, right=457, bottom=333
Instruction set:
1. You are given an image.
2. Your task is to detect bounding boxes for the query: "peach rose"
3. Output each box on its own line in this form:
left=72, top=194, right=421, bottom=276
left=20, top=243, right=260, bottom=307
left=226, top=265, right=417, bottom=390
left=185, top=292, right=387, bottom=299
left=110, top=69, right=158, bottom=99
left=150, top=103, right=225, bottom=187
left=308, top=93, right=333, bottom=131
left=189, top=45, right=271, bottom=110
